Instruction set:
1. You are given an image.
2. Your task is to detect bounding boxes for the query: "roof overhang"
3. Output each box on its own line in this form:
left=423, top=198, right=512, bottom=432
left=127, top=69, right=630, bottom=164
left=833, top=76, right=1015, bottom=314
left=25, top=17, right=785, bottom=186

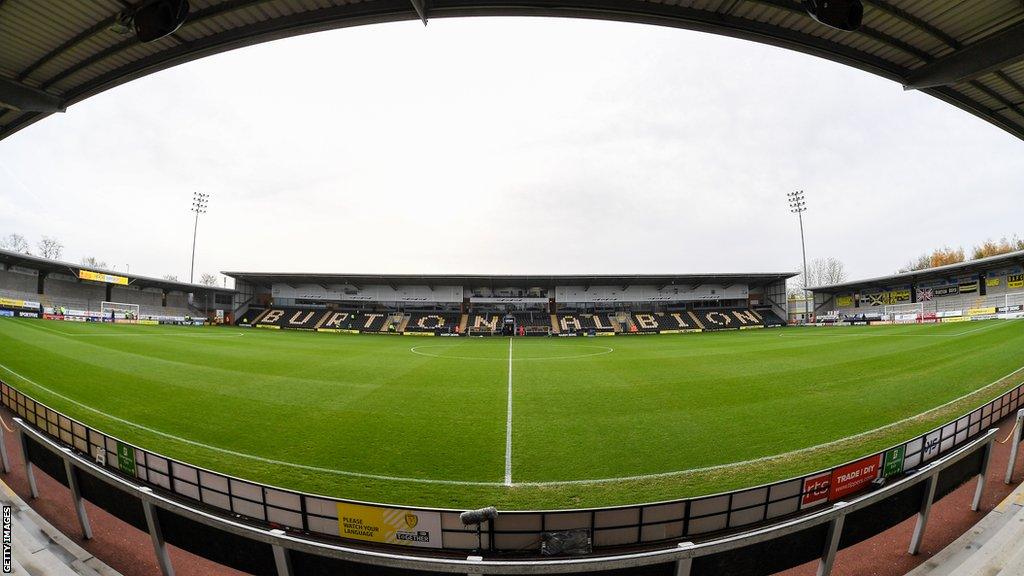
left=223, top=271, right=796, bottom=289
left=0, top=248, right=235, bottom=295
left=2, top=2, right=1024, bottom=142
left=809, top=249, right=1024, bottom=293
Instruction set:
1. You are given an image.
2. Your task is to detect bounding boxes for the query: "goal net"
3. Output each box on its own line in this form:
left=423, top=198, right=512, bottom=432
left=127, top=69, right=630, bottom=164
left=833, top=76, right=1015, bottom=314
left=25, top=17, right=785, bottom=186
left=101, top=301, right=140, bottom=322
left=884, top=302, right=923, bottom=323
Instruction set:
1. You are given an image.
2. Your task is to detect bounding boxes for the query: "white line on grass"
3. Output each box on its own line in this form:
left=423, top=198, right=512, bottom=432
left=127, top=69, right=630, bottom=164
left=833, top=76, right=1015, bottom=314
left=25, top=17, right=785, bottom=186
left=512, top=363, right=1024, bottom=486
left=15, top=319, right=244, bottom=338
left=0, top=359, right=1021, bottom=488
left=778, top=321, right=1005, bottom=339
left=0, top=361, right=496, bottom=487
left=505, top=337, right=514, bottom=486
left=409, top=344, right=613, bottom=361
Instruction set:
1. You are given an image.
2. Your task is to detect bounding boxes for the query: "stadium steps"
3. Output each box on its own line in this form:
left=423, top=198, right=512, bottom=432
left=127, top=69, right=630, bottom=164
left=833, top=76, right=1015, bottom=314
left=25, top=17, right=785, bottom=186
left=0, top=479, right=120, bottom=576
left=687, top=311, right=705, bottom=330
left=312, top=311, right=332, bottom=330
left=549, top=314, right=559, bottom=334
left=381, top=313, right=403, bottom=333
left=397, top=314, right=411, bottom=333
left=458, top=314, right=468, bottom=333
left=906, top=481, right=1024, bottom=576
left=250, top=308, right=270, bottom=324
left=623, top=313, right=638, bottom=333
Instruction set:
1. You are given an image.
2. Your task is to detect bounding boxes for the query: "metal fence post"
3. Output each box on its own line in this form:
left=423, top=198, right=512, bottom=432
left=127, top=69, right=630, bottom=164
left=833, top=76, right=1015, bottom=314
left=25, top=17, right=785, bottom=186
left=17, top=423, right=37, bottom=499
left=816, top=504, right=847, bottom=576
left=0, top=417, right=10, bottom=474
left=269, top=530, right=293, bottom=576
left=675, top=542, right=695, bottom=576
left=140, top=489, right=175, bottom=576
left=972, top=435, right=995, bottom=512
left=62, top=452, right=92, bottom=539
left=908, top=469, right=938, bottom=555
left=1005, top=409, right=1024, bottom=484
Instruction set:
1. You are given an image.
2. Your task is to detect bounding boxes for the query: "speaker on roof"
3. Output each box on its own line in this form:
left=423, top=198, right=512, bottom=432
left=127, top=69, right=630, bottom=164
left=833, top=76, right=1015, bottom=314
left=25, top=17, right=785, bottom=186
left=130, top=0, right=190, bottom=42
left=803, top=0, right=863, bottom=31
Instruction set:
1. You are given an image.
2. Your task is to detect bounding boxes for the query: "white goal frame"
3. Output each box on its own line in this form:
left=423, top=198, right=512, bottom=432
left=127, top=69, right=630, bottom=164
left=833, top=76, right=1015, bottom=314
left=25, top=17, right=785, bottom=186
left=100, top=301, right=140, bottom=322
left=884, top=302, right=924, bottom=322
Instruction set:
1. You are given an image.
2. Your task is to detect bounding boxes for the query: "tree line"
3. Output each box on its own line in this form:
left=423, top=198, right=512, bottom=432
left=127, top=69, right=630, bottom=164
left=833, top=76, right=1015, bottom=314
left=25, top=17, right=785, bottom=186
left=898, top=235, right=1024, bottom=273
left=0, top=232, right=63, bottom=260
left=1, top=232, right=222, bottom=286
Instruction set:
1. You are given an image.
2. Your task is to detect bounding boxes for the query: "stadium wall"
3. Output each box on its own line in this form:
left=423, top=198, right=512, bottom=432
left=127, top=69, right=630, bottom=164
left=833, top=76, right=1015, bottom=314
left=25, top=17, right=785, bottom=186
left=0, top=377, right=1016, bottom=569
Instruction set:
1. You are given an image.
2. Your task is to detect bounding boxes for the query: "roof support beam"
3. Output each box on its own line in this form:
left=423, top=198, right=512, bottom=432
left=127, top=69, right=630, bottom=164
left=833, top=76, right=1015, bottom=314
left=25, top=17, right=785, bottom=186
left=0, top=78, right=63, bottom=113
left=409, top=0, right=428, bottom=24
left=903, top=21, right=1024, bottom=90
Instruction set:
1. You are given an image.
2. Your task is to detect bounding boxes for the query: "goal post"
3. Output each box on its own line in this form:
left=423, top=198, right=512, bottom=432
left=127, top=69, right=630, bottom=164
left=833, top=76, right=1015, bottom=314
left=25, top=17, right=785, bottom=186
left=884, top=302, right=924, bottom=322
left=100, top=301, right=140, bottom=322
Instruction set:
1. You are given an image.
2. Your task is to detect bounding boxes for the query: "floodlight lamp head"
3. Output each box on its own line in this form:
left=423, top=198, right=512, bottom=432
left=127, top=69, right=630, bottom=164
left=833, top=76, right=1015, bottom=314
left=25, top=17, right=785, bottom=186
left=803, top=0, right=863, bottom=31
left=128, top=0, right=190, bottom=43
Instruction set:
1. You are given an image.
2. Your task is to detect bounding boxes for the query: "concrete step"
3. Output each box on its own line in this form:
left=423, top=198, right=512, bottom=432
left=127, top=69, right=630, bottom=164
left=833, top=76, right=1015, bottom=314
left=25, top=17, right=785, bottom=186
left=906, top=482, right=1024, bottom=576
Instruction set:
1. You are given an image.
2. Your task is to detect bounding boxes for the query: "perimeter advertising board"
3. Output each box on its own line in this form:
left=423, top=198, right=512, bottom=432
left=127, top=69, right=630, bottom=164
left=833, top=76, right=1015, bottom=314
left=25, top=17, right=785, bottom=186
left=801, top=472, right=830, bottom=508
left=78, top=269, right=128, bottom=285
left=115, top=442, right=136, bottom=475
left=881, top=446, right=905, bottom=478
left=337, top=503, right=442, bottom=548
left=829, top=454, right=882, bottom=500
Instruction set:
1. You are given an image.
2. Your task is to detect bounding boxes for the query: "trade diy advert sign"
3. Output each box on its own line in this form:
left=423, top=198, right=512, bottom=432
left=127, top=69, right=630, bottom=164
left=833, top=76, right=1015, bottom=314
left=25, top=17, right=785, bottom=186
left=801, top=454, right=883, bottom=507
left=337, top=502, right=442, bottom=548
left=829, top=455, right=882, bottom=500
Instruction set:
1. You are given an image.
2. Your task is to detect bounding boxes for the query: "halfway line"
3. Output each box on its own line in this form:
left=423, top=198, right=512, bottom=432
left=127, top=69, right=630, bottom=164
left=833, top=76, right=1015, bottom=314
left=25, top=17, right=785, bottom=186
left=504, top=337, right=514, bottom=486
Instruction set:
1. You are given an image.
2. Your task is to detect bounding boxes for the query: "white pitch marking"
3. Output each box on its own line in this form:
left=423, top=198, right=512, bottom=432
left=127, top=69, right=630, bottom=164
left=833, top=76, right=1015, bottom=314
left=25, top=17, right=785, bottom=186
left=0, top=361, right=494, bottom=486
left=778, top=320, right=1006, bottom=339
left=504, top=337, right=514, bottom=486
left=1, top=354, right=1021, bottom=488
left=14, top=319, right=244, bottom=338
left=409, top=344, right=613, bottom=361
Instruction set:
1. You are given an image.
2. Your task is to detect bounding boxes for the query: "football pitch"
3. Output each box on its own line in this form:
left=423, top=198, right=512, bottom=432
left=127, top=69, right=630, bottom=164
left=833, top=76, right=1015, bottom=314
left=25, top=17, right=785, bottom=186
left=0, top=317, right=1022, bottom=510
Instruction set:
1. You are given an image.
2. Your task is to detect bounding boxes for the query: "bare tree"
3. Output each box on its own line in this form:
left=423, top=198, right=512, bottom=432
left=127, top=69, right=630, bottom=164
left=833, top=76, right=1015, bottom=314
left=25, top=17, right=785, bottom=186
left=199, top=273, right=218, bottom=286
left=36, top=236, right=63, bottom=260
left=0, top=233, right=30, bottom=254
left=163, top=274, right=179, bottom=282
left=789, top=257, right=848, bottom=296
left=81, top=256, right=107, bottom=269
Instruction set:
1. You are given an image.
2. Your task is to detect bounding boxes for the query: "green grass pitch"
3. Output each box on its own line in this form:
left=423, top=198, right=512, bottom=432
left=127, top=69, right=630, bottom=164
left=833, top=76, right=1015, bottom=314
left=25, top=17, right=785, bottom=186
left=0, top=317, right=1022, bottom=509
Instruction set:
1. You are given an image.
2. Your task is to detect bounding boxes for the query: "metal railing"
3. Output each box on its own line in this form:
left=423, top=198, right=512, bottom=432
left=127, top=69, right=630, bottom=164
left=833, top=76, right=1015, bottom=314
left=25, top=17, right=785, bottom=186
left=8, top=414, right=1000, bottom=576
left=0, top=379, right=1021, bottom=575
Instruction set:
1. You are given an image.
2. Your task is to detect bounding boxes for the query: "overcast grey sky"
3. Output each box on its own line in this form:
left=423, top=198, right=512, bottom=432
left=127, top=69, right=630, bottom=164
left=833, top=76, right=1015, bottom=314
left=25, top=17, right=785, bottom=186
left=0, top=17, right=1021, bottom=286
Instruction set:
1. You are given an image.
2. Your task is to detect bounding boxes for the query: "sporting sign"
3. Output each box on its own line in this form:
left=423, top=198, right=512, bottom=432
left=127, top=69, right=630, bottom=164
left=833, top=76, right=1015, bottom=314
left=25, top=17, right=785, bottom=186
left=0, top=297, right=40, bottom=310
left=115, top=442, right=137, bottom=476
left=881, top=446, right=905, bottom=478
left=801, top=472, right=830, bottom=508
left=828, top=454, right=881, bottom=500
left=958, top=281, right=979, bottom=294
left=337, top=503, right=442, bottom=548
left=79, top=269, right=129, bottom=285
left=1010, top=274, right=1024, bottom=289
